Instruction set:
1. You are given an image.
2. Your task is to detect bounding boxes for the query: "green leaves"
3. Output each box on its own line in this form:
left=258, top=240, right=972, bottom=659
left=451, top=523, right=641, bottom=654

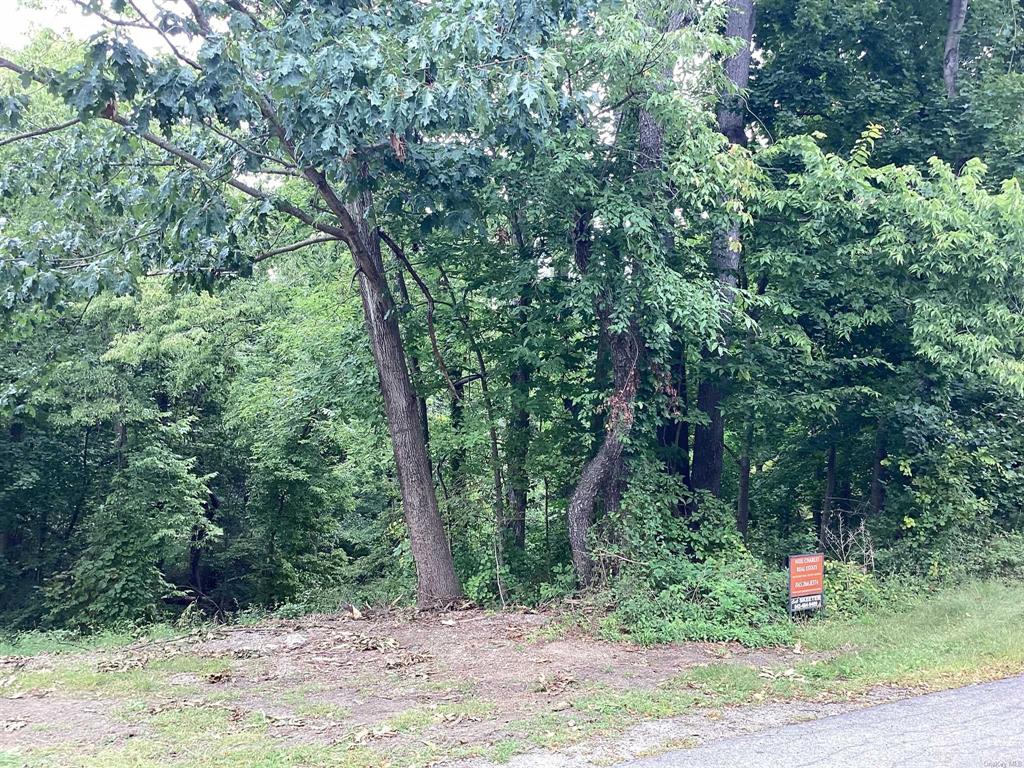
left=0, top=94, right=29, bottom=130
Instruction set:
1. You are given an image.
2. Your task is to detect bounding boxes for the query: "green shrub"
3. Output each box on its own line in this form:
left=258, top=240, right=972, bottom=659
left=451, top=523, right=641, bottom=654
left=605, top=555, right=793, bottom=647
left=537, top=564, right=577, bottom=604
left=272, top=576, right=412, bottom=619
left=824, top=560, right=883, bottom=617
left=43, top=441, right=210, bottom=630
left=984, top=532, right=1024, bottom=580
left=877, top=521, right=1024, bottom=587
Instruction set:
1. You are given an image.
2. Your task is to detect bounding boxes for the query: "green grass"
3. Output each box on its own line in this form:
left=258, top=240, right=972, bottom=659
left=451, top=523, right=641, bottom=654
left=0, top=625, right=180, bottom=657
left=6, top=655, right=230, bottom=697
left=386, top=698, right=497, bottom=734
left=796, top=579, right=1024, bottom=690
left=507, top=581, right=1024, bottom=750
left=4, top=581, right=1024, bottom=768
left=4, top=733, right=486, bottom=768
left=1, top=739, right=387, bottom=768
left=489, top=738, right=526, bottom=763
left=408, top=676, right=476, bottom=694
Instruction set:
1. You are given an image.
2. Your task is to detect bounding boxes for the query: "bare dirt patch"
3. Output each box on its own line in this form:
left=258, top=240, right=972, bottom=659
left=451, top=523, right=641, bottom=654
left=189, top=607, right=788, bottom=697
left=0, top=608, right=878, bottom=765
left=0, top=695, right=137, bottom=749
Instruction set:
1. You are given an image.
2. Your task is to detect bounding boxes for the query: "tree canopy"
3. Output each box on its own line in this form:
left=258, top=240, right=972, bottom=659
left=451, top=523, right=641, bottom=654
left=2, top=0, right=1023, bottom=634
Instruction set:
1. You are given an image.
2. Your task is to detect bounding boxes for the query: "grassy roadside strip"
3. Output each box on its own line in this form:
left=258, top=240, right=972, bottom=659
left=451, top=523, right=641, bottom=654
left=514, top=579, right=1024, bottom=753
left=1, top=580, right=1022, bottom=767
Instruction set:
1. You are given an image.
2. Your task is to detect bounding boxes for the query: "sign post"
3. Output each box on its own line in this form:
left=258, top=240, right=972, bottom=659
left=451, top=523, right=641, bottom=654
left=788, top=552, right=824, bottom=615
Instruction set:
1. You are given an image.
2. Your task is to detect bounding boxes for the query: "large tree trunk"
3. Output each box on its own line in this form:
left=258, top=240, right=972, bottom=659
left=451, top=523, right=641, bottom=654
left=567, top=317, right=638, bottom=586
left=565, top=209, right=640, bottom=586
left=391, top=262, right=430, bottom=450
left=691, top=0, right=755, bottom=500
left=717, top=0, right=755, bottom=148
left=691, top=380, right=727, bottom=497
left=943, top=0, right=969, bottom=99
left=264, top=102, right=463, bottom=606
left=567, top=8, right=691, bottom=585
left=347, top=195, right=462, bottom=608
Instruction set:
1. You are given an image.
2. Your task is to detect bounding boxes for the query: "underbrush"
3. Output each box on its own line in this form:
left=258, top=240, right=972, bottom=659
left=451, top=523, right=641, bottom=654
left=599, top=554, right=793, bottom=646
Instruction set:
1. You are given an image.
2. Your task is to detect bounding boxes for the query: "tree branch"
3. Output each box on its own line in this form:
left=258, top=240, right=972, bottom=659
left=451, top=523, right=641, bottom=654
left=145, top=234, right=338, bottom=275
left=0, top=118, right=82, bottom=149
left=106, top=114, right=348, bottom=241
left=205, top=120, right=297, bottom=170
left=70, top=0, right=150, bottom=29
left=378, top=228, right=460, bottom=399
left=249, top=91, right=362, bottom=244
left=178, top=0, right=212, bottom=34
left=0, top=55, right=30, bottom=77
left=252, top=234, right=342, bottom=263
left=224, top=0, right=265, bottom=30
left=0, top=55, right=348, bottom=252
left=124, top=0, right=202, bottom=71
left=452, top=372, right=483, bottom=387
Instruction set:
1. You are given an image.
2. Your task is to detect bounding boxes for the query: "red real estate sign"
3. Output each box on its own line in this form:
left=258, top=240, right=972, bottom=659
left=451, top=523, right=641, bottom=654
left=788, top=553, right=824, bottom=614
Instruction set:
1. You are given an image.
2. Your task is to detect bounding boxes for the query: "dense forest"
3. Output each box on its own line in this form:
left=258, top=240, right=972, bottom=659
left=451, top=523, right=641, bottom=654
left=1, top=0, right=1023, bottom=639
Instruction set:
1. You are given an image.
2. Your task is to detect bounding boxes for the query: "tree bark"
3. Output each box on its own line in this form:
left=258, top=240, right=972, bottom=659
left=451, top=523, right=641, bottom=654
left=566, top=8, right=686, bottom=585
left=712, top=0, right=755, bottom=291
left=505, top=358, right=530, bottom=549
left=505, top=218, right=533, bottom=549
left=565, top=211, right=640, bottom=586
left=870, top=420, right=886, bottom=516
left=566, top=314, right=638, bottom=586
left=246, top=95, right=463, bottom=608
left=346, top=193, right=462, bottom=608
left=736, top=417, right=753, bottom=536
left=943, top=0, right=969, bottom=99
left=391, top=262, right=430, bottom=451
left=717, top=0, right=756, bottom=149
left=818, top=443, right=836, bottom=550
left=691, top=379, right=727, bottom=497
left=691, top=0, right=755, bottom=500
left=656, top=340, right=691, bottom=513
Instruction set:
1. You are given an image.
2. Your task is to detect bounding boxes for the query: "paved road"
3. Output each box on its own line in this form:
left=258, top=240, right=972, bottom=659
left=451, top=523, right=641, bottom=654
left=622, top=675, right=1024, bottom=768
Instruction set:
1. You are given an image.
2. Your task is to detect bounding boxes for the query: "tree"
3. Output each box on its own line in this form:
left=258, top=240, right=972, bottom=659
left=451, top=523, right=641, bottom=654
left=553, top=2, right=733, bottom=585
left=0, top=0, right=565, bottom=607
left=943, top=0, right=969, bottom=99
left=3, top=0, right=1024, bottom=635
left=691, top=0, right=756, bottom=501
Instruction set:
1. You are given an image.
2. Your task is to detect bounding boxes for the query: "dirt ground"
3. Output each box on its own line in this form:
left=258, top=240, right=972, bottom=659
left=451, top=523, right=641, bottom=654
left=0, top=607, right=914, bottom=766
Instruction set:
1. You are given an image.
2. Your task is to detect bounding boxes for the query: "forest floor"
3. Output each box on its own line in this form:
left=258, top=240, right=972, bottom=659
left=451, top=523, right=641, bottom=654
left=1, top=580, right=1023, bottom=768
